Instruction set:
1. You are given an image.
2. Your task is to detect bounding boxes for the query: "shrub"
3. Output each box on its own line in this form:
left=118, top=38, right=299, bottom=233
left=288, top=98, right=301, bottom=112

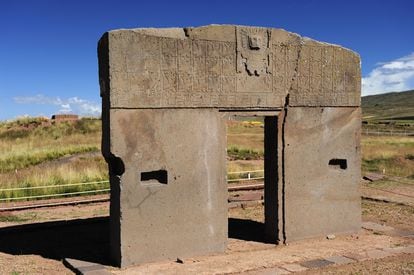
left=227, top=146, right=263, bottom=160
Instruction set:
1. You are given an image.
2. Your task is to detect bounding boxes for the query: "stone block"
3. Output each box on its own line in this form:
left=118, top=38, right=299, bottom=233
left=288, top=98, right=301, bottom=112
left=249, top=266, right=291, bottom=274
left=284, top=107, right=361, bottom=241
left=98, top=25, right=360, bottom=109
left=63, top=258, right=111, bottom=275
left=384, top=246, right=414, bottom=254
left=324, top=255, right=355, bottom=265
left=300, top=259, right=334, bottom=269
left=106, top=109, right=227, bottom=266
left=281, top=263, right=308, bottom=272
left=366, top=249, right=393, bottom=259
left=343, top=252, right=370, bottom=262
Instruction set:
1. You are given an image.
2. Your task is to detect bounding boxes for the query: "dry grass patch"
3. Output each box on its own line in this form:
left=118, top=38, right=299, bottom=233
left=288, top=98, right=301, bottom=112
left=227, top=120, right=264, bottom=177
left=362, top=200, right=414, bottom=231
left=362, top=135, right=414, bottom=178
left=0, top=119, right=101, bottom=173
left=0, top=156, right=108, bottom=201
left=0, top=118, right=106, bottom=200
left=227, top=120, right=264, bottom=152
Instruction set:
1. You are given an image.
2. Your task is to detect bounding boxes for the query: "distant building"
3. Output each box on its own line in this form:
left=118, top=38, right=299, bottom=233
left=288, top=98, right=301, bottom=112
left=51, top=114, right=78, bottom=122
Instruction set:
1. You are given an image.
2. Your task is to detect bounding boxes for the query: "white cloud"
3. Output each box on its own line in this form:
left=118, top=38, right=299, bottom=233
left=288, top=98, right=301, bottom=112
left=362, top=52, right=414, bottom=96
left=13, top=94, right=101, bottom=116
left=58, top=103, right=72, bottom=114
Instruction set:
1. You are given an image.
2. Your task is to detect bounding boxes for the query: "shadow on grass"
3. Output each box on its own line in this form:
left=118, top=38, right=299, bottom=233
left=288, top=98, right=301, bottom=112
left=0, top=216, right=267, bottom=266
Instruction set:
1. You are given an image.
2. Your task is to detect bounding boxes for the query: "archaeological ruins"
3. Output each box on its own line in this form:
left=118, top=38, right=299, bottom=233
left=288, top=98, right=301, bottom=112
left=98, top=25, right=361, bottom=267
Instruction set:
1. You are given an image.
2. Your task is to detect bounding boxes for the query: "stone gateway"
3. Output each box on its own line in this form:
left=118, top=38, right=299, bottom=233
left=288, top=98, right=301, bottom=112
left=98, top=25, right=361, bottom=267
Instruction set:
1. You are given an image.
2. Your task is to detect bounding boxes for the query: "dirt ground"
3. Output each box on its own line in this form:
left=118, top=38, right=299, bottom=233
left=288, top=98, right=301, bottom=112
left=299, top=254, right=414, bottom=275
left=0, top=183, right=413, bottom=274
left=361, top=179, right=414, bottom=207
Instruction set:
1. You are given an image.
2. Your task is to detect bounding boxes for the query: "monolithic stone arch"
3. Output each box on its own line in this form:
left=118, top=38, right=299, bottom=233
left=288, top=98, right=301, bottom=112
left=98, top=25, right=361, bottom=267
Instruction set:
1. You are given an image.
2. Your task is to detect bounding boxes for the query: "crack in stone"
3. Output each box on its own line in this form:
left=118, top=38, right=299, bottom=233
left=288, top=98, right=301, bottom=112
left=281, top=93, right=289, bottom=244
left=287, top=38, right=305, bottom=103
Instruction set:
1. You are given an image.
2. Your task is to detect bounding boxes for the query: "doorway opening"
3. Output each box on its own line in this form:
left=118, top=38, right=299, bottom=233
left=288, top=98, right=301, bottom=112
left=226, top=114, right=279, bottom=244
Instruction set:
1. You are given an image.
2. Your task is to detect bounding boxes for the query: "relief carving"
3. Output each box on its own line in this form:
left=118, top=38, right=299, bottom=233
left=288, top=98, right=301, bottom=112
left=108, top=28, right=360, bottom=108
left=236, top=27, right=272, bottom=76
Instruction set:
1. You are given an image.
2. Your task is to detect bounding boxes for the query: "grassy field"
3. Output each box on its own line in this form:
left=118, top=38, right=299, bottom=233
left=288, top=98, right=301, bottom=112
left=226, top=120, right=264, bottom=175
left=0, top=114, right=413, bottom=201
left=227, top=119, right=413, bottom=180
left=362, top=90, right=414, bottom=135
left=0, top=117, right=107, bottom=200
left=362, top=135, right=414, bottom=178
left=362, top=89, right=414, bottom=121
left=0, top=117, right=100, bottom=172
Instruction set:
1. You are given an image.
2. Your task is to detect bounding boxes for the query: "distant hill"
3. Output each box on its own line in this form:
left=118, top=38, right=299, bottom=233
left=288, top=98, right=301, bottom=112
left=362, top=90, right=414, bottom=121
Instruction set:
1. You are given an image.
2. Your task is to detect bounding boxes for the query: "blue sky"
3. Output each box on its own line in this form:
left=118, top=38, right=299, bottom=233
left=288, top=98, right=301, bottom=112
left=1, top=0, right=413, bottom=120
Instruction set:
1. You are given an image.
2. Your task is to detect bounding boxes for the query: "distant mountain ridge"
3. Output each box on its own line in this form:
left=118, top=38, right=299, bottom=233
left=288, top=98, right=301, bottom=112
left=362, top=90, right=414, bottom=121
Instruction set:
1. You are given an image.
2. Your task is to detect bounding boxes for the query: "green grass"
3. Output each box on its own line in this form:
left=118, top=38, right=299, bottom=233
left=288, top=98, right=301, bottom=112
left=226, top=120, right=264, bottom=182
left=227, top=145, right=263, bottom=160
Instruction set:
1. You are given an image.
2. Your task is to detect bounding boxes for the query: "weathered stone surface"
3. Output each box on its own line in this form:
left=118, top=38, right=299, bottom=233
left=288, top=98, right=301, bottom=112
left=343, top=252, right=370, bottom=262
left=324, top=255, right=355, bottom=265
left=382, top=246, right=414, bottom=254
left=366, top=249, right=394, bottom=259
left=284, top=107, right=361, bottom=241
left=300, top=259, right=334, bottom=269
left=289, top=40, right=361, bottom=106
left=107, top=109, right=227, bottom=266
left=98, top=25, right=360, bottom=110
left=184, top=24, right=236, bottom=42
left=247, top=266, right=291, bottom=275
left=63, top=258, right=111, bottom=275
left=98, top=24, right=362, bottom=267
left=281, top=263, right=308, bottom=272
